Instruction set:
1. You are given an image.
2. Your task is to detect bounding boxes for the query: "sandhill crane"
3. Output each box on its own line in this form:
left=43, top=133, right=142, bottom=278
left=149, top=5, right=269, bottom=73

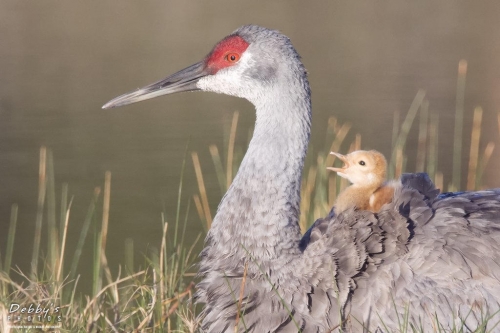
left=103, top=25, right=500, bottom=332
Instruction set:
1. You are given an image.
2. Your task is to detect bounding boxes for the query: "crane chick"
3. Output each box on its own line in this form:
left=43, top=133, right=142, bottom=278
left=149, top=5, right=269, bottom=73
left=328, top=150, right=394, bottom=213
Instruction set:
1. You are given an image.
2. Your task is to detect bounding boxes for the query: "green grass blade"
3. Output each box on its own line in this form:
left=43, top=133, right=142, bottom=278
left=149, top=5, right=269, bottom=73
left=452, top=60, right=467, bottom=191
left=69, top=187, right=100, bottom=281
left=31, top=146, right=47, bottom=279
left=389, top=89, right=426, bottom=177
left=226, top=111, right=239, bottom=188
left=392, top=110, right=400, bottom=151
left=174, top=139, right=190, bottom=247
left=180, top=200, right=191, bottom=259
left=124, top=238, right=134, bottom=274
left=477, top=142, right=495, bottom=189
left=46, top=149, right=58, bottom=270
left=100, top=171, right=111, bottom=259
left=59, top=183, right=69, bottom=243
left=93, top=230, right=103, bottom=296
left=57, top=197, right=73, bottom=283
left=467, top=106, right=483, bottom=190
left=209, top=144, right=227, bottom=195
left=416, top=99, right=429, bottom=172
left=427, top=112, right=439, bottom=182
left=4, top=204, right=18, bottom=277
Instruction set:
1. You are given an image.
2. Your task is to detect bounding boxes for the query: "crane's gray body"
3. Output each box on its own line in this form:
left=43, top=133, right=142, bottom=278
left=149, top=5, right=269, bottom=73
left=102, top=25, right=500, bottom=332
left=194, top=26, right=500, bottom=332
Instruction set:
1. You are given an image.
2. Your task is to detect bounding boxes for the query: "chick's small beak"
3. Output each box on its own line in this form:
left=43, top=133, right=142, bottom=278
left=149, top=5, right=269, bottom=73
left=327, top=152, right=350, bottom=173
left=102, top=61, right=209, bottom=109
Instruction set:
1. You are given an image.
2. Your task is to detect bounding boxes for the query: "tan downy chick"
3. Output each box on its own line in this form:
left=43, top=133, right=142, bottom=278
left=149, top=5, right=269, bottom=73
left=328, top=150, right=394, bottom=213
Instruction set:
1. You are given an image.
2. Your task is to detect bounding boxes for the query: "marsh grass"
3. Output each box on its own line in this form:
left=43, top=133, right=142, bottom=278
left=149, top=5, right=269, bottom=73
left=193, top=88, right=497, bottom=234
left=1, top=147, right=200, bottom=332
left=2, top=60, right=500, bottom=332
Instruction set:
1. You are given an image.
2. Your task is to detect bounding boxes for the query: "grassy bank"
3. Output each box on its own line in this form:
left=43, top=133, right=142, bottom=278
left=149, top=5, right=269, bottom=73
left=1, top=148, right=200, bottom=332
left=1, top=61, right=499, bottom=332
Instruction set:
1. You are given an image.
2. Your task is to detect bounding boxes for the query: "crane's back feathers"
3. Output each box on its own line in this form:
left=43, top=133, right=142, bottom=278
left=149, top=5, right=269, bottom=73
left=198, top=173, right=500, bottom=332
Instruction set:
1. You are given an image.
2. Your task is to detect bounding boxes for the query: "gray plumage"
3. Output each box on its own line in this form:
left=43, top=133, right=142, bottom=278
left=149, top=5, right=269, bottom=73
left=195, top=26, right=500, bottom=332
left=102, top=25, right=500, bottom=332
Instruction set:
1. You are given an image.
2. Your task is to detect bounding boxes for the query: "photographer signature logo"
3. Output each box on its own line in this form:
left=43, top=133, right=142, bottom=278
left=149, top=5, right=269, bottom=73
left=7, top=302, right=62, bottom=330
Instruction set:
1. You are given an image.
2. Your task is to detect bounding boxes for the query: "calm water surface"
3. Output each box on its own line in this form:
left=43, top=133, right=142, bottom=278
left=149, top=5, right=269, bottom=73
left=1, top=1, right=500, bottom=290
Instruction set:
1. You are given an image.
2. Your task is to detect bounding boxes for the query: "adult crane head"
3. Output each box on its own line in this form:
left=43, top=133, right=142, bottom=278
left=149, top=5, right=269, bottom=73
left=102, top=25, right=307, bottom=109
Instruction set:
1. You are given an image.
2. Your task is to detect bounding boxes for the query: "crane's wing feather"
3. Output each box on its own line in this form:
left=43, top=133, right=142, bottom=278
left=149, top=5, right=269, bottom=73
left=198, top=173, right=500, bottom=332
left=296, top=173, right=500, bottom=331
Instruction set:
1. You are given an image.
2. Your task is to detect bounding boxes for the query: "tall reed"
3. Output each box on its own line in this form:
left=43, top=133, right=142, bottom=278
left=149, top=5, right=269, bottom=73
left=1, top=148, right=199, bottom=332
left=191, top=65, right=497, bottom=230
left=452, top=60, right=468, bottom=191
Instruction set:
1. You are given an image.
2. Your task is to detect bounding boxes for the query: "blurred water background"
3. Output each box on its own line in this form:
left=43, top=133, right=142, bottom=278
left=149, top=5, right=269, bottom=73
left=1, top=1, right=500, bottom=290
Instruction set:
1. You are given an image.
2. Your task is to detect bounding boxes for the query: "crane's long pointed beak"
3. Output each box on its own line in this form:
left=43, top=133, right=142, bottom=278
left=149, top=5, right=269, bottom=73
left=327, top=152, right=349, bottom=173
left=102, top=61, right=209, bottom=109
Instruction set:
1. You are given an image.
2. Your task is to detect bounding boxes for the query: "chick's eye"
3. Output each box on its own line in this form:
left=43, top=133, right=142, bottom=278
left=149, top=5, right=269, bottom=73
left=226, top=52, right=240, bottom=63
left=359, top=161, right=366, bottom=166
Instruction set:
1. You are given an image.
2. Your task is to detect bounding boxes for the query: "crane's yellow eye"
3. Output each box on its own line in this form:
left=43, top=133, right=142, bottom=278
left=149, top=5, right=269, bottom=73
left=226, top=53, right=240, bottom=63
left=359, top=161, right=366, bottom=166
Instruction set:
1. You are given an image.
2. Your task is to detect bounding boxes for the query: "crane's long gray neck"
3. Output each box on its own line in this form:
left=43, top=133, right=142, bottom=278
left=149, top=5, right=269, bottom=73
left=202, top=82, right=311, bottom=270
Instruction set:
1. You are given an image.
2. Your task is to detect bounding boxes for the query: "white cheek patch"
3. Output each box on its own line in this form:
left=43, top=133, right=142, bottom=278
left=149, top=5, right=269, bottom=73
left=197, top=72, right=238, bottom=95
left=196, top=76, right=211, bottom=91
left=197, top=52, right=254, bottom=99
